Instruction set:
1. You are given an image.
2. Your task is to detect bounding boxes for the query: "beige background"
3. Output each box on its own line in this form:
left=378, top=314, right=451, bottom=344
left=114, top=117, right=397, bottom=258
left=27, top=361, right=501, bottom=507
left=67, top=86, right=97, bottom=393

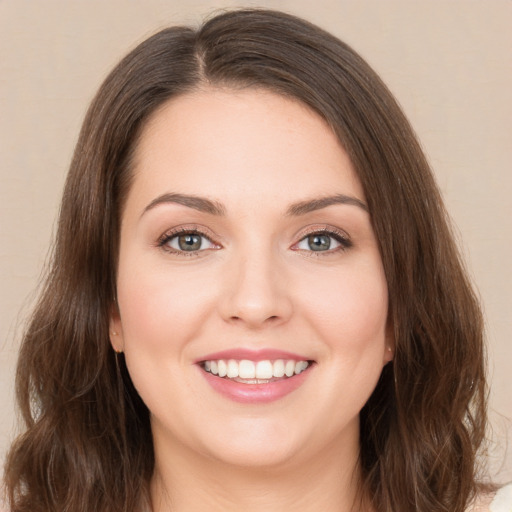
left=1, top=1, right=510, bottom=482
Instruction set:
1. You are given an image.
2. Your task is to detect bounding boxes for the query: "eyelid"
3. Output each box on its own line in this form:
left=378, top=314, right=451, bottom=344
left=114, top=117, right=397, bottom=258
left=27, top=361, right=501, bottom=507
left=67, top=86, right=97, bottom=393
left=291, top=225, right=352, bottom=252
left=155, top=223, right=352, bottom=256
left=157, top=225, right=222, bottom=255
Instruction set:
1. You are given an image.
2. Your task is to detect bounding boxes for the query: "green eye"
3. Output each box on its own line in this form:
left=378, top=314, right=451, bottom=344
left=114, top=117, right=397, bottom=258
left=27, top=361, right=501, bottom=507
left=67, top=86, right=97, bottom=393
left=295, top=230, right=352, bottom=253
left=306, top=234, right=332, bottom=251
left=177, top=234, right=203, bottom=251
left=160, top=231, right=216, bottom=253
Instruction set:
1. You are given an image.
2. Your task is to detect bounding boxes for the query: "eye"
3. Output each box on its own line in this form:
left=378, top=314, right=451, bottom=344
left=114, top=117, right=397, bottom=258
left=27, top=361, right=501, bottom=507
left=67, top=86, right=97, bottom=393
left=159, top=229, right=218, bottom=254
left=294, top=229, right=352, bottom=253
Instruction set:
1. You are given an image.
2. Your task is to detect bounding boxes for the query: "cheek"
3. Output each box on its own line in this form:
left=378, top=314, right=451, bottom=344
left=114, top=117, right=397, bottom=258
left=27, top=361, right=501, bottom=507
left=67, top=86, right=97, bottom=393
left=115, top=259, right=212, bottom=415
left=297, top=260, right=389, bottom=351
left=295, top=256, right=390, bottom=410
left=116, top=257, right=215, bottom=353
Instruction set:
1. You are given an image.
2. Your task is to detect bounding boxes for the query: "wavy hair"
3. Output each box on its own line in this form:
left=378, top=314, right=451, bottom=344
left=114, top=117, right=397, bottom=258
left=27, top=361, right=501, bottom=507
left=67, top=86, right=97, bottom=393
left=4, top=9, right=487, bottom=512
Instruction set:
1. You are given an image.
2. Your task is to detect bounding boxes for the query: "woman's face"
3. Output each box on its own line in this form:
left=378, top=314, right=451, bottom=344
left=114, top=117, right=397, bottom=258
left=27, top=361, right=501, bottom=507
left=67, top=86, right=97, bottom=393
left=111, top=88, right=393, bottom=470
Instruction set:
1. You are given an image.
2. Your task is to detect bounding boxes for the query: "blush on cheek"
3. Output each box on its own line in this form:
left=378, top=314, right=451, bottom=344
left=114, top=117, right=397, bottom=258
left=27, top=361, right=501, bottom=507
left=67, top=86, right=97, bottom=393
left=119, top=282, right=211, bottom=368
left=307, top=281, right=387, bottom=346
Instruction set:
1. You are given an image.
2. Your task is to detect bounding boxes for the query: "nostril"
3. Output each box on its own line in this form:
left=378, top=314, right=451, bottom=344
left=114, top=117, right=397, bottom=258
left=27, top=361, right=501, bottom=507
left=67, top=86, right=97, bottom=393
left=229, top=314, right=280, bottom=324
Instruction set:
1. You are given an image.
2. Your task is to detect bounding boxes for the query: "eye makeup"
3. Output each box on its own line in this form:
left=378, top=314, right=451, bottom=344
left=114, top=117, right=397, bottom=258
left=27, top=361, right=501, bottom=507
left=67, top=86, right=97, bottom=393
left=157, top=225, right=220, bottom=257
left=156, top=223, right=353, bottom=257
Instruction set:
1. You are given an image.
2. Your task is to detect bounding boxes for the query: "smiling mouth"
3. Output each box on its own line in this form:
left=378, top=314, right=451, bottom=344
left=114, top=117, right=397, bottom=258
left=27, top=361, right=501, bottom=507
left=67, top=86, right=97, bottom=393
left=200, top=359, right=314, bottom=384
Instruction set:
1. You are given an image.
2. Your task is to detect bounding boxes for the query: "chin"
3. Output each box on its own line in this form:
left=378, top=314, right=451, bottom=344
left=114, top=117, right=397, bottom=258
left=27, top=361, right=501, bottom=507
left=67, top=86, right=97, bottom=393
left=196, top=418, right=307, bottom=470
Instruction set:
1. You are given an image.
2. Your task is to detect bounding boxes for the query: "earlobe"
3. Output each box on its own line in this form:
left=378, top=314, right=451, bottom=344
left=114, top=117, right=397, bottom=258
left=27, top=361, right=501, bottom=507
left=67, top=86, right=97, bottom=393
left=383, top=317, right=395, bottom=364
left=109, top=304, right=124, bottom=354
left=384, top=344, right=394, bottom=364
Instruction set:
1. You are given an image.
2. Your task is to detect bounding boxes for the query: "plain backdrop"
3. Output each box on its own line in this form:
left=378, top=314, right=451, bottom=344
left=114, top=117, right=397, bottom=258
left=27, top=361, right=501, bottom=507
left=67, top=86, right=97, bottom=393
left=1, top=0, right=511, bottom=482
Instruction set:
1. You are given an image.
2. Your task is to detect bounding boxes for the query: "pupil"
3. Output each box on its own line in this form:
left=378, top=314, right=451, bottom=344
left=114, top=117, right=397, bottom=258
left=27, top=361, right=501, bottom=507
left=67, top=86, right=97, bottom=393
left=308, top=234, right=330, bottom=251
left=179, top=234, right=201, bottom=251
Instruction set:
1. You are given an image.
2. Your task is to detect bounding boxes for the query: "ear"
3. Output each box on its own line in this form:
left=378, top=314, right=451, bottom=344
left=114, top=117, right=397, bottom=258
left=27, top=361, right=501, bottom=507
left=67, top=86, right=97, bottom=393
left=383, top=316, right=395, bottom=365
left=109, top=302, right=124, bottom=354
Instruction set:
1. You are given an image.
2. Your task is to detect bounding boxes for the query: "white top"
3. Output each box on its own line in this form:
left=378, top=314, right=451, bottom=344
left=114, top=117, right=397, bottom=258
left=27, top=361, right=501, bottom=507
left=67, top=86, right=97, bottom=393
left=490, top=483, right=512, bottom=511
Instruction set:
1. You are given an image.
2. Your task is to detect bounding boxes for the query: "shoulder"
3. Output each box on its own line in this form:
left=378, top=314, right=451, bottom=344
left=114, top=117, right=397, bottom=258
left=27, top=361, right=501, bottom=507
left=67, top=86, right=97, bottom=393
left=489, top=483, right=512, bottom=512
left=467, top=484, right=512, bottom=512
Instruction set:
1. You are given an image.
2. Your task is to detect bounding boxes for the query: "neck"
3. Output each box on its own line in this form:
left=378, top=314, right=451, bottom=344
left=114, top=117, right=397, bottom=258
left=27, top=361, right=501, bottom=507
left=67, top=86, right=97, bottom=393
left=149, top=430, right=370, bottom=512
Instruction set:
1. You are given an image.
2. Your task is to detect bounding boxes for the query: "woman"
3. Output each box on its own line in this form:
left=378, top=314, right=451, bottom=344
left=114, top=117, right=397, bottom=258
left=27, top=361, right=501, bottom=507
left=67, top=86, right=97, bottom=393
left=3, top=8, right=509, bottom=512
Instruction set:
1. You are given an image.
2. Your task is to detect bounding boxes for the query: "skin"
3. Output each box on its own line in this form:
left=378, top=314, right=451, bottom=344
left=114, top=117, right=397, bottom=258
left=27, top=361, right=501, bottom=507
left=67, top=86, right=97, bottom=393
left=110, top=87, right=393, bottom=512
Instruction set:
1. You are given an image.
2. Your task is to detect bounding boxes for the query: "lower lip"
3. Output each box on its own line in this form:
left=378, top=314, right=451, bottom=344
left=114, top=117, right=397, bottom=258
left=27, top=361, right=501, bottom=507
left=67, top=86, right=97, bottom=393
left=198, top=365, right=314, bottom=404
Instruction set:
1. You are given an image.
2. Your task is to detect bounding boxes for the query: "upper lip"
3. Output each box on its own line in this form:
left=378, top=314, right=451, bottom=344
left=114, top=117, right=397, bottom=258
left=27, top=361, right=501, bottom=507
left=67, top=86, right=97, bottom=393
left=194, top=348, right=313, bottom=364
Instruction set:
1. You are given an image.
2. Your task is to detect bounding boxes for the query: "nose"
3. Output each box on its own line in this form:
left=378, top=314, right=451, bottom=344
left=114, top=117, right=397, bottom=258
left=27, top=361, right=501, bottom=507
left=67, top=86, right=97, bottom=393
left=218, top=248, right=293, bottom=329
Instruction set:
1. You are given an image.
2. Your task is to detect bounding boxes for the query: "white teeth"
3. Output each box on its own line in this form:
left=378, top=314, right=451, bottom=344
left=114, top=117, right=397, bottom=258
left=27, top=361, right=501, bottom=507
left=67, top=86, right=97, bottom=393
left=202, top=358, right=311, bottom=380
left=217, top=360, right=227, bottom=377
left=273, top=359, right=285, bottom=378
left=226, top=359, right=239, bottom=378
left=239, top=360, right=256, bottom=379
left=295, top=361, right=308, bottom=374
left=285, top=360, right=295, bottom=377
left=256, top=360, right=273, bottom=379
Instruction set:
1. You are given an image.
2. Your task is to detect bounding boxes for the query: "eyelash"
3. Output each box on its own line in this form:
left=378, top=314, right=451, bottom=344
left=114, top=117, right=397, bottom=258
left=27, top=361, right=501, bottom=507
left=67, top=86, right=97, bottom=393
left=157, top=226, right=352, bottom=257
left=157, top=226, right=218, bottom=257
left=294, top=227, right=353, bottom=257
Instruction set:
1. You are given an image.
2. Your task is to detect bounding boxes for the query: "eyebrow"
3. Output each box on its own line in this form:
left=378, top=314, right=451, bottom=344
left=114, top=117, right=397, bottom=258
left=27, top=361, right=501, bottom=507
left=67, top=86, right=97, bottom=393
left=285, top=194, right=368, bottom=216
left=141, top=192, right=368, bottom=217
left=142, top=193, right=226, bottom=216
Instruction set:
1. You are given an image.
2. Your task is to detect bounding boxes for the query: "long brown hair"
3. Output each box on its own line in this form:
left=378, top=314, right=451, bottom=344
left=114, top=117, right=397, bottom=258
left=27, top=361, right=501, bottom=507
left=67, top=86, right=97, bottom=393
left=4, top=9, right=487, bottom=512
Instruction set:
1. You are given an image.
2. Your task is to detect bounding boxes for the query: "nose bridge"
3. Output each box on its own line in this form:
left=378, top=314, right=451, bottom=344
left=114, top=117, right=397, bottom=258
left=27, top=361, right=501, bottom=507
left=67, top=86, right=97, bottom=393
left=220, top=237, right=292, bottom=327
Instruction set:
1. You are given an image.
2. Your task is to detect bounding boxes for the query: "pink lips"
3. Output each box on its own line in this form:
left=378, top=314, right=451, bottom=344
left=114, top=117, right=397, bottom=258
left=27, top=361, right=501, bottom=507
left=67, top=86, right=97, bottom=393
left=195, top=348, right=310, bottom=364
left=195, top=348, right=314, bottom=404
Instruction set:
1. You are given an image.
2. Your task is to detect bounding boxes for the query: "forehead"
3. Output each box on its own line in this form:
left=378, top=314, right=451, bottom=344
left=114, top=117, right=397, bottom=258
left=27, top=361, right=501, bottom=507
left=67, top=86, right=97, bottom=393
left=127, top=87, right=365, bottom=212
